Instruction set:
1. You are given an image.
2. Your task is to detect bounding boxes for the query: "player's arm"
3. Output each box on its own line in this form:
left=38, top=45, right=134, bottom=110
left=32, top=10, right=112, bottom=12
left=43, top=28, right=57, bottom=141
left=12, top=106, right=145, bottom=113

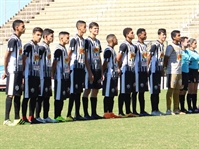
left=99, top=45, right=104, bottom=79
left=22, top=45, right=32, bottom=71
left=117, top=43, right=127, bottom=69
left=163, top=45, right=173, bottom=68
left=52, top=49, right=62, bottom=79
left=67, top=49, right=72, bottom=69
left=147, top=44, right=156, bottom=67
left=102, top=49, right=111, bottom=73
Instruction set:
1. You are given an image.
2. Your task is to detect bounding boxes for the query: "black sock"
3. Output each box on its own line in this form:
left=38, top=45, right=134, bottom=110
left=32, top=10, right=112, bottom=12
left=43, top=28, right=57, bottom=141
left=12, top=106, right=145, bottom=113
left=75, top=93, right=81, bottom=116
left=67, top=94, right=75, bottom=117
left=103, top=97, right=110, bottom=113
left=125, top=94, right=131, bottom=114
left=5, top=96, right=12, bottom=120
left=82, top=97, right=89, bottom=116
left=59, top=100, right=64, bottom=116
left=118, top=94, right=125, bottom=114
left=179, top=95, right=185, bottom=111
left=29, top=97, right=36, bottom=117
left=14, top=96, right=20, bottom=119
left=139, top=92, right=145, bottom=113
left=132, top=92, right=137, bottom=113
left=22, top=98, right=29, bottom=118
left=150, top=94, right=156, bottom=112
left=156, top=94, right=160, bottom=111
left=90, top=97, right=97, bottom=116
left=187, top=94, right=192, bottom=110
left=109, top=97, right=114, bottom=113
left=192, top=94, right=197, bottom=110
left=54, top=100, right=59, bottom=119
left=36, top=96, right=43, bottom=118
left=43, top=97, right=50, bottom=119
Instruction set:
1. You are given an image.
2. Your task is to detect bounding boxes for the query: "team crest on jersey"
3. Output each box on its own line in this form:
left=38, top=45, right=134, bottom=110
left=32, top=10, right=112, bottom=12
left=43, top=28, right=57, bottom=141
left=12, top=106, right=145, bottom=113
left=79, top=48, right=85, bottom=55
left=160, top=52, right=164, bottom=58
left=65, top=57, right=69, bottom=64
left=130, top=53, right=135, bottom=60
left=93, top=46, right=100, bottom=53
left=142, top=52, right=147, bottom=59
left=177, top=53, right=182, bottom=61
left=19, top=48, right=22, bottom=55
left=34, top=53, right=39, bottom=62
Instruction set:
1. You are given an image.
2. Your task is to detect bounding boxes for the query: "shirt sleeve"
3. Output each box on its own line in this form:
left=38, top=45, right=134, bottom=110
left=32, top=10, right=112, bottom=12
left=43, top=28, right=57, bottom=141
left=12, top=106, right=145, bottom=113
left=104, top=49, right=112, bottom=62
left=7, top=38, right=17, bottom=52
left=39, top=46, right=46, bottom=59
left=23, top=44, right=32, bottom=57
left=98, top=40, right=102, bottom=53
left=69, top=38, right=76, bottom=51
left=165, top=45, right=173, bottom=57
left=85, top=39, right=89, bottom=53
left=54, top=49, right=62, bottom=61
left=149, top=45, right=157, bottom=56
left=119, top=43, right=128, bottom=54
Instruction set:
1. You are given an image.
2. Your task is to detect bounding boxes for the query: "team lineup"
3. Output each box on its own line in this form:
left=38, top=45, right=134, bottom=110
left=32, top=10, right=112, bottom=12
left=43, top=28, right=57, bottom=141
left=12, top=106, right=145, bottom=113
left=3, top=19, right=199, bottom=126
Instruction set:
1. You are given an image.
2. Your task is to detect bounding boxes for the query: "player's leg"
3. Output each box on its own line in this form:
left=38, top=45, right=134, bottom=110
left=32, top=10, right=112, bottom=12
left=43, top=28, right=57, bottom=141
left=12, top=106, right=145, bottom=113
left=90, top=89, right=102, bottom=119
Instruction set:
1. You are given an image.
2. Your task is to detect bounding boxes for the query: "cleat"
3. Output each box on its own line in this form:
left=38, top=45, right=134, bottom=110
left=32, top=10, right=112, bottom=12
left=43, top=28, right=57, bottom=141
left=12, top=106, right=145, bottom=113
left=55, top=116, right=66, bottom=122
left=157, top=111, right=165, bottom=115
left=44, top=117, right=58, bottom=123
left=90, top=114, right=103, bottom=119
left=65, top=116, right=74, bottom=122
left=36, top=117, right=46, bottom=123
left=193, top=109, right=199, bottom=113
left=166, top=110, right=175, bottom=115
left=186, top=109, right=193, bottom=114
left=3, top=119, right=12, bottom=126
left=9, top=119, right=30, bottom=126
left=119, top=113, right=128, bottom=118
left=103, top=112, right=111, bottom=119
left=132, top=112, right=140, bottom=117
left=30, top=118, right=45, bottom=124
left=126, top=113, right=137, bottom=117
left=110, top=112, right=121, bottom=118
left=151, top=111, right=159, bottom=116
left=140, top=111, right=151, bottom=116
left=174, top=110, right=186, bottom=115
left=74, top=115, right=86, bottom=121
left=84, top=115, right=93, bottom=120
left=181, top=109, right=187, bottom=113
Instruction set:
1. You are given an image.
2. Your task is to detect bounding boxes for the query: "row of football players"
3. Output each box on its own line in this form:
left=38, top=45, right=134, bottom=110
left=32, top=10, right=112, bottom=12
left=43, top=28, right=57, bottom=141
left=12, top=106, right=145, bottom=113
left=3, top=19, right=199, bottom=125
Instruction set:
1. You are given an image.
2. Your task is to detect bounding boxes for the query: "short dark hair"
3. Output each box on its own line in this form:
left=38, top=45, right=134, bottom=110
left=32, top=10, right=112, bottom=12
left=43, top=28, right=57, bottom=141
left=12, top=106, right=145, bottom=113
left=123, top=27, right=132, bottom=38
left=106, top=34, right=115, bottom=42
left=89, top=22, right=99, bottom=29
left=158, top=28, right=166, bottom=35
left=43, top=28, right=54, bottom=38
left=12, top=20, right=24, bottom=31
left=171, top=30, right=180, bottom=40
left=59, top=31, right=69, bottom=37
left=76, top=20, right=86, bottom=29
left=33, top=27, right=43, bottom=34
left=181, top=36, right=188, bottom=43
left=137, top=28, right=145, bottom=35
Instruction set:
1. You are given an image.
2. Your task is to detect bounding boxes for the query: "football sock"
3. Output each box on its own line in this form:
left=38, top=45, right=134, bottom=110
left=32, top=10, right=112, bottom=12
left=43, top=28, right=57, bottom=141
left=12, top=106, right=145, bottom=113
left=132, top=92, right=137, bottom=113
left=43, top=97, right=50, bottom=119
left=82, top=97, right=89, bottom=116
left=22, top=98, right=30, bottom=117
left=14, top=96, right=20, bottom=119
left=5, top=96, right=12, bottom=120
left=90, top=97, right=97, bottom=116
left=125, top=94, right=131, bottom=114
left=139, top=92, right=145, bottom=113
left=118, top=93, right=124, bottom=114
left=67, top=93, right=75, bottom=117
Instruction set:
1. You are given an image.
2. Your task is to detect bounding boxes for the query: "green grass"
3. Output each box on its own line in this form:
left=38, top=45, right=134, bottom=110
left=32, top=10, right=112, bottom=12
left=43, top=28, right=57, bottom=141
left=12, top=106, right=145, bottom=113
left=0, top=90, right=199, bottom=149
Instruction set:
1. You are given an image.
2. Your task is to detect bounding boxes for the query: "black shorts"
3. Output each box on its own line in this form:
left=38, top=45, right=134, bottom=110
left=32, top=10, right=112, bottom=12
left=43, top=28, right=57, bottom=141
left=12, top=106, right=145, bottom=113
left=24, top=76, right=40, bottom=98
left=120, top=70, right=135, bottom=94
left=188, top=68, right=198, bottom=83
left=149, top=72, right=161, bottom=94
left=6, top=71, right=23, bottom=96
left=102, top=74, right=118, bottom=97
left=85, top=69, right=102, bottom=89
left=181, top=72, right=189, bottom=91
left=39, top=77, right=52, bottom=97
left=135, top=71, right=148, bottom=92
left=54, top=78, right=70, bottom=100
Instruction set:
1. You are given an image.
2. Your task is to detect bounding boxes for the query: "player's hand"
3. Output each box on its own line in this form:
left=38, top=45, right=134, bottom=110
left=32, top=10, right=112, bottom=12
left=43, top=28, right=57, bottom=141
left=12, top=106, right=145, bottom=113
left=2, top=72, right=7, bottom=80
left=89, top=72, right=94, bottom=83
left=117, top=69, right=121, bottom=75
left=101, top=74, right=105, bottom=81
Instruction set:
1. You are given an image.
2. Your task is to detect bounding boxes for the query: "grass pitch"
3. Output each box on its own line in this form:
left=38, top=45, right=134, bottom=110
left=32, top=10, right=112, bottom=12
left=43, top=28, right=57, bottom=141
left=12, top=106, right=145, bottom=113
left=0, top=90, right=199, bottom=149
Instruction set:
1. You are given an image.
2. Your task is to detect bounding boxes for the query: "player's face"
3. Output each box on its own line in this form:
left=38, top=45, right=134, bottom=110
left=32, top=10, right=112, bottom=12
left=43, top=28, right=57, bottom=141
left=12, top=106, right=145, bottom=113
left=140, top=31, right=147, bottom=40
left=90, top=26, right=99, bottom=35
left=173, top=33, right=181, bottom=42
left=127, top=30, right=134, bottom=40
left=190, top=40, right=197, bottom=49
left=33, top=31, right=42, bottom=43
left=63, top=34, right=70, bottom=44
left=113, top=36, right=118, bottom=45
left=159, top=32, right=167, bottom=42
left=16, top=23, right=25, bottom=34
left=46, top=33, right=54, bottom=43
left=79, top=23, right=87, bottom=34
left=181, top=38, right=189, bottom=48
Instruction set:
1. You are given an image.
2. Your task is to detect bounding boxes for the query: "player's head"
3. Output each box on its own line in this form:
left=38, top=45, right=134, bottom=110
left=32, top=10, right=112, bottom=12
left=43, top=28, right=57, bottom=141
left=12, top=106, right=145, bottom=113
left=137, top=28, right=147, bottom=40
left=12, top=20, right=25, bottom=34
left=76, top=20, right=86, bottom=34
left=180, top=36, right=189, bottom=49
left=43, top=28, right=54, bottom=43
left=171, top=30, right=181, bottom=42
left=106, top=34, right=118, bottom=46
left=158, top=28, right=167, bottom=42
left=89, top=22, right=99, bottom=36
left=32, top=27, right=43, bottom=43
left=59, top=31, right=70, bottom=45
left=188, top=38, right=197, bottom=50
left=123, top=27, right=134, bottom=40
